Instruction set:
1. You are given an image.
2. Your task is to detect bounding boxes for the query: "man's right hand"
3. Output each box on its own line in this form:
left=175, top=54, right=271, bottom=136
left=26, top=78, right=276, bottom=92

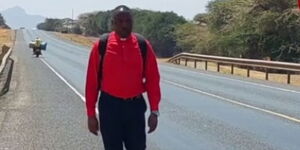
left=88, top=116, right=99, bottom=136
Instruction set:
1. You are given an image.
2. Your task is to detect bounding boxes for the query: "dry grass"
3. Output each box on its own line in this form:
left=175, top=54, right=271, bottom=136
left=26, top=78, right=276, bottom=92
left=0, top=29, right=12, bottom=47
left=158, top=58, right=170, bottom=63
left=0, top=28, right=13, bottom=63
left=179, top=59, right=300, bottom=86
left=55, top=32, right=95, bottom=47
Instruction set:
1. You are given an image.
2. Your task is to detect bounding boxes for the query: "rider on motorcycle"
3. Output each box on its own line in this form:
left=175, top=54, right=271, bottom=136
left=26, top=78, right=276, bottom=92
left=33, top=37, right=42, bottom=54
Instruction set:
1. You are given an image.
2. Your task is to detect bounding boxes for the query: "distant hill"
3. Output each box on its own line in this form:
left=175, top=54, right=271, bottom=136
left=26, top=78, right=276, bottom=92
left=1, top=6, right=45, bottom=29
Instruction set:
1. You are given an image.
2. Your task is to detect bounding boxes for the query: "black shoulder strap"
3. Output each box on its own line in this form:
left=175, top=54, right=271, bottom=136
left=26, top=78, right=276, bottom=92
left=99, top=33, right=109, bottom=59
left=135, top=33, right=147, bottom=64
left=98, top=33, right=109, bottom=82
left=135, top=33, right=147, bottom=77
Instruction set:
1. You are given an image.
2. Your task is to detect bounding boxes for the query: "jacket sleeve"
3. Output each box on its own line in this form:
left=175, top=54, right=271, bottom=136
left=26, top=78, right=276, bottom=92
left=144, top=40, right=161, bottom=111
left=85, top=41, right=100, bottom=117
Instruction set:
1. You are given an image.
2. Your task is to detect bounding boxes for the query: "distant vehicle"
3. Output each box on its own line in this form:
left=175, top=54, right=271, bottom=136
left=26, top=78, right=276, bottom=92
left=20, top=27, right=25, bottom=29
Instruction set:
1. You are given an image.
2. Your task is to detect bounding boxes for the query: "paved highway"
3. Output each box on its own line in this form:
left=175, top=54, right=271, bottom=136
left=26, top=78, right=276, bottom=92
left=0, top=29, right=300, bottom=150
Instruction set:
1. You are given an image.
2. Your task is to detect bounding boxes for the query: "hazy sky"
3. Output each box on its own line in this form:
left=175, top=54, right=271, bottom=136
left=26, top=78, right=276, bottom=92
left=0, top=0, right=211, bottom=20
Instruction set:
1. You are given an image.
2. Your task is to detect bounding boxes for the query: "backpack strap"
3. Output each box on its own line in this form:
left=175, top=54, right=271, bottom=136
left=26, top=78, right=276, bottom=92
left=134, top=33, right=147, bottom=77
left=98, top=33, right=109, bottom=83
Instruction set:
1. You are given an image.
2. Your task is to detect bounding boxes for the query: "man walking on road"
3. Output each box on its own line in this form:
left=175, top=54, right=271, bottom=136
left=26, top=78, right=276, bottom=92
left=85, top=5, right=161, bottom=150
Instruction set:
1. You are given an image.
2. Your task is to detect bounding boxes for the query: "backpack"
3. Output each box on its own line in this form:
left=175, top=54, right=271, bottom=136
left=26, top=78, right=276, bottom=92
left=98, top=33, right=147, bottom=81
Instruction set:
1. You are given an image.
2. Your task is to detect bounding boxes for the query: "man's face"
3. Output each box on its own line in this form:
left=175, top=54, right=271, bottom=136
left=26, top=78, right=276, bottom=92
left=113, top=12, right=133, bottom=38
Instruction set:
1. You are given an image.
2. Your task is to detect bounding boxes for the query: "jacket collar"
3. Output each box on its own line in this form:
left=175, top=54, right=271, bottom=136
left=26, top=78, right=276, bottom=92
left=113, top=31, right=133, bottom=41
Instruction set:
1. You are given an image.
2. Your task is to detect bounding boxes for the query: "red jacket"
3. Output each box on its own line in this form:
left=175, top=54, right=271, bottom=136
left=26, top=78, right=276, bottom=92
left=85, top=32, right=161, bottom=117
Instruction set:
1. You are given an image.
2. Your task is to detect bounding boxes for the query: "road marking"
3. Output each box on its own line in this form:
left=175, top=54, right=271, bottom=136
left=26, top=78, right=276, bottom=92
left=163, top=79, right=300, bottom=124
left=40, top=59, right=85, bottom=102
left=164, top=65, right=300, bottom=94
left=41, top=58, right=99, bottom=115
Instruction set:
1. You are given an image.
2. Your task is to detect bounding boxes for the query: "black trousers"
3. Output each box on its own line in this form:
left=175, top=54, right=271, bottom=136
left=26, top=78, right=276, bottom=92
left=98, top=92, right=147, bottom=150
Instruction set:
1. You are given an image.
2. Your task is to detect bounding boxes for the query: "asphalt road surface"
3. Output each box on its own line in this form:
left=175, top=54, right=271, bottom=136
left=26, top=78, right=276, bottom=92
left=0, top=29, right=300, bottom=150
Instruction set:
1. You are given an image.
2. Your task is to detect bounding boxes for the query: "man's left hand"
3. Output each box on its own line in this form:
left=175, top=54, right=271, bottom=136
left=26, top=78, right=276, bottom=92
left=147, top=113, right=158, bottom=134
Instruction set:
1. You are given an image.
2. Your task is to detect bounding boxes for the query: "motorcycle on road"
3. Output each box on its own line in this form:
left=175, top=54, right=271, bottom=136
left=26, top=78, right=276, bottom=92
left=29, top=41, right=47, bottom=58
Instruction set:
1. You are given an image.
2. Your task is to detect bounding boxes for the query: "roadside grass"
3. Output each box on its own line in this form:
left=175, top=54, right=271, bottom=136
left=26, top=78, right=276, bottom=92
left=0, top=29, right=12, bottom=47
left=54, top=32, right=96, bottom=47
left=0, top=28, right=14, bottom=64
left=158, top=58, right=170, bottom=63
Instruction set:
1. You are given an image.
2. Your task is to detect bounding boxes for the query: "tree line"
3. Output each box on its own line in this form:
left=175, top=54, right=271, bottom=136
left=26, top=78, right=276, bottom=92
left=37, top=9, right=186, bottom=57
left=37, top=0, right=300, bottom=61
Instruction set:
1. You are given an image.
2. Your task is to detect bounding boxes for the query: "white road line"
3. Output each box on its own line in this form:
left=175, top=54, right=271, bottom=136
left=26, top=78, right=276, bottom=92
left=164, top=65, right=300, bottom=94
left=40, top=58, right=86, bottom=102
left=41, top=58, right=99, bottom=115
left=163, top=79, right=300, bottom=124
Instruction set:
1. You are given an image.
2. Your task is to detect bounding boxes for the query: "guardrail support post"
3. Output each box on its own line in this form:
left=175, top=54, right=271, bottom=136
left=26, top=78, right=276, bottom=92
left=287, top=72, right=291, bottom=84
left=217, top=63, right=220, bottom=72
left=178, top=58, right=181, bottom=65
left=205, top=61, right=208, bottom=70
left=247, top=67, right=250, bottom=77
left=265, top=69, right=269, bottom=80
left=185, top=59, right=188, bottom=66
left=231, top=65, right=234, bottom=74
left=194, top=60, right=197, bottom=68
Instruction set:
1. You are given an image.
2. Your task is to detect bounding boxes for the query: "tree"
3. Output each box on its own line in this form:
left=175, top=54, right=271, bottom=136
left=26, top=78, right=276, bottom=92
left=72, top=24, right=83, bottom=34
left=0, top=13, right=10, bottom=29
left=37, top=18, right=63, bottom=31
left=78, top=12, right=103, bottom=36
left=174, top=0, right=300, bottom=62
left=78, top=9, right=187, bottom=57
left=132, top=10, right=187, bottom=57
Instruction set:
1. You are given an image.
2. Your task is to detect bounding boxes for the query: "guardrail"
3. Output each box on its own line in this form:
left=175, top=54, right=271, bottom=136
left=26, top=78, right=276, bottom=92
left=0, top=45, right=12, bottom=73
left=0, top=30, right=16, bottom=96
left=168, top=52, right=300, bottom=84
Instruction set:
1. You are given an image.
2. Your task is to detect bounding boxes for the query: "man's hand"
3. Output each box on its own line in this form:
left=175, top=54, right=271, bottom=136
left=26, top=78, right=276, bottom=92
left=88, top=116, right=99, bottom=136
left=148, top=113, right=158, bottom=134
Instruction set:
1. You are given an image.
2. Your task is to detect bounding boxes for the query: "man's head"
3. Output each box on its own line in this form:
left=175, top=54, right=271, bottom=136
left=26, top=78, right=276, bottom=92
left=111, top=5, right=133, bottom=38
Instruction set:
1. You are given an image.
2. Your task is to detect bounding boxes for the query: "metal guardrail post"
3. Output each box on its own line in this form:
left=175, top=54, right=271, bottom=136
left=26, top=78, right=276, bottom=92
left=231, top=64, right=234, bottom=74
left=265, top=69, right=269, bottom=80
left=217, top=63, right=220, bottom=72
left=247, top=67, right=250, bottom=77
left=185, top=59, right=188, bottom=66
left=194, top=60, right=197, bottom=68
left=287, top=72, right=291, bottom=84
left=205, top=61, right=208, bottom=70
